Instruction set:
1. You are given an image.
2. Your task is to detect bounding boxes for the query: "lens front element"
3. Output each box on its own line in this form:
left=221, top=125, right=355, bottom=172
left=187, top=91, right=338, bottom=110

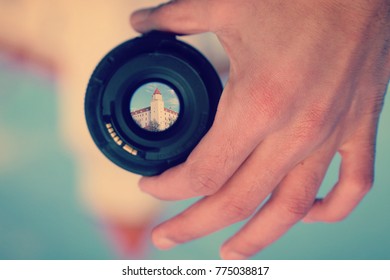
left=130, top=82, right=180, bottom=132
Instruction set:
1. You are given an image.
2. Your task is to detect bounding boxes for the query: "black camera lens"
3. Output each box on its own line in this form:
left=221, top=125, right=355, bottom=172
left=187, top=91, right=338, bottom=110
left=85, top=31, right=222, bottom=176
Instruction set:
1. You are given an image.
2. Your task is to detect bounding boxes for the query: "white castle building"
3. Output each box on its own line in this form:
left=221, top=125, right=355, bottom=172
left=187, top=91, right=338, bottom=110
left=131, top=88, right=179, bottom=131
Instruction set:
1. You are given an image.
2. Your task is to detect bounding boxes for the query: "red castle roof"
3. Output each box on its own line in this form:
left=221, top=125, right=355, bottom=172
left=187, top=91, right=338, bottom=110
left=153, top=88, right=161, bottom=95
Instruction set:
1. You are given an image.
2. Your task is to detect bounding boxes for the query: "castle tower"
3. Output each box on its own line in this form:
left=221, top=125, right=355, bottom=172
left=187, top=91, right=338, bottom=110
left=150, top=88, right=165, bottom=130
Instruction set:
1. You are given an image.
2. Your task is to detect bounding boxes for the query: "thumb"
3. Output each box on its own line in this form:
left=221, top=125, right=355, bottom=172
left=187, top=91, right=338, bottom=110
left=130, top=0, right=211, bottom=34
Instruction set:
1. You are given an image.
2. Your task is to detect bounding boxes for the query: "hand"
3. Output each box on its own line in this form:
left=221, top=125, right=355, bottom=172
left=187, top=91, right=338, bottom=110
left=131, top=0, right=390, bottom=259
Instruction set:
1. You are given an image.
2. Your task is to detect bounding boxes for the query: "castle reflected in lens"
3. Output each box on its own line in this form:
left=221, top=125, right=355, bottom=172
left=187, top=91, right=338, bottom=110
left=130, top=82, right=180, bottom=132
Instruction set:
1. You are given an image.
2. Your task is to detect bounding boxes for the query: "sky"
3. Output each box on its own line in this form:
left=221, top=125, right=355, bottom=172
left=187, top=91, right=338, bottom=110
left=130, top=82, right=180, bottom=113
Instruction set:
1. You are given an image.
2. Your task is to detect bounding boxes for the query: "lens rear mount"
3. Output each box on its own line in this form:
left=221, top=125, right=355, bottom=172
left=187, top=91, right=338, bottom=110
left=85, top=32, right=222, bottom=176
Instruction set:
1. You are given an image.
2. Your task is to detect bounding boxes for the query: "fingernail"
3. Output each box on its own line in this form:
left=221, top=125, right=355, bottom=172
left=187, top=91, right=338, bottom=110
left=153, top=236, right=177, bottom=250
left=221, top=250, right=247, bottom=260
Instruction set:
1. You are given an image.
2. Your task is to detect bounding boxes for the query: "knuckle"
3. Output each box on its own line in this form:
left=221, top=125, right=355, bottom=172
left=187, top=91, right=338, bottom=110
left=278, top=196, right=313, bottom=223
left=220, top=197, right=255, bottom=222
left=188, top=164, right=221, bottom=195
left=356, top=175, right=374, bottom=195
left=345, top=173, right=374, bottom=199
left=307, top=172, right=322, bottom=187
left=298, top=170, right=322, bottom=189
left=293, top=106, right=331, bottom=144
left=247, top=89, right=284, bottom=126
left=236, top=75, right=287, bottom=127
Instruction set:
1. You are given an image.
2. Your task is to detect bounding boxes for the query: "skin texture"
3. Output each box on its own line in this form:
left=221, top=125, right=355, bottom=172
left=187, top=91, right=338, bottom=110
left=131, top=0, right=390, bottom=259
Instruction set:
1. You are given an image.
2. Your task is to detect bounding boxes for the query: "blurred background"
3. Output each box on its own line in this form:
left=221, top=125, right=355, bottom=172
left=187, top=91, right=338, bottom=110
left=0, top=0, right=389, bottom=260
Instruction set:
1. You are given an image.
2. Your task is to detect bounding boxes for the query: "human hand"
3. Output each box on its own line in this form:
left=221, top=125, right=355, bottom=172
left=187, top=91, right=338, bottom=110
left=131, top=0, right=390, bottom=259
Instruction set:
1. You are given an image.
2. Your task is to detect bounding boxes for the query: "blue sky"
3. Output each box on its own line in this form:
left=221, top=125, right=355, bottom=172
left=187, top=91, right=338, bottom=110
left=130, top=82, right=180, bottom=113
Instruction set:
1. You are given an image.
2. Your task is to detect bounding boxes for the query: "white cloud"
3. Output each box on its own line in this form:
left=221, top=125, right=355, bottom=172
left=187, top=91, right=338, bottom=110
left=167, top=98, right=179, bottom=106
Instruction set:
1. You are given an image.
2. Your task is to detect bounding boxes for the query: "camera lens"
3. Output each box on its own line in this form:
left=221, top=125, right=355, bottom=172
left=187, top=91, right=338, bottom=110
left=85, top=31, right=222, bottom=176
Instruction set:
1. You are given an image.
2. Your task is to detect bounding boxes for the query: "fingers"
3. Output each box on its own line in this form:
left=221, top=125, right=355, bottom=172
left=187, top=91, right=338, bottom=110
left=303, top=132, right=376, bottom=223
left=139, top=128, right=264, bottom=200
left=149, top=136, right=300, bottom=249
left=131, top=0, right=211, bottom=34
left=220, top=145, right=335, bottom=259
left=139, top=84, right=272, bottom=200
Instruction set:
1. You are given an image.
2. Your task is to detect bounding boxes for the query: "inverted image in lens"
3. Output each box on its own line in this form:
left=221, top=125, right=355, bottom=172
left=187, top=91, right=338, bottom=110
left=130, top=82, right=180, bottom=132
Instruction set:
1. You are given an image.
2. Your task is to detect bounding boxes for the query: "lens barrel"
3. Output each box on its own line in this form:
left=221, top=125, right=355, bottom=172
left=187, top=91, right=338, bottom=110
left=85, top=31, right=222, bottom=176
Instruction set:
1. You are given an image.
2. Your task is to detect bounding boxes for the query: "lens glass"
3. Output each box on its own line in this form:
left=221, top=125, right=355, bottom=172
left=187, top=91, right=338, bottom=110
left=130, top=82, right=180, bottom=132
